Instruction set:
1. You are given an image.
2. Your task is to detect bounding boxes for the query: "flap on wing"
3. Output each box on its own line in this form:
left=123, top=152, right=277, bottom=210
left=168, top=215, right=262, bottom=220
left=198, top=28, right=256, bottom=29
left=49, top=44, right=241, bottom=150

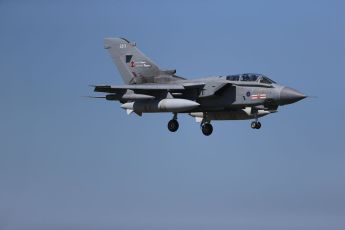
left=94, top=82, right=205, bottom=93
left=110, top=84, right=185, bottom=90
left=94, top=85, right=127, bottom=93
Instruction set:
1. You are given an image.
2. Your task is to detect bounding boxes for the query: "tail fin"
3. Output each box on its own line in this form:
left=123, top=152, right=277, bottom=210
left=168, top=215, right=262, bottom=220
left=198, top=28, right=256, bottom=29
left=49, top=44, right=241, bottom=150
left=104, top=37, right=160, bottom=84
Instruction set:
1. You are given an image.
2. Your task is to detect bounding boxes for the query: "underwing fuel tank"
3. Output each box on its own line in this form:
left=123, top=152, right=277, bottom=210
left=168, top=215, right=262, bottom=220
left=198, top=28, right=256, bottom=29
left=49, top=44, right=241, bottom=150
left=121, top=99, right=200, bottom=113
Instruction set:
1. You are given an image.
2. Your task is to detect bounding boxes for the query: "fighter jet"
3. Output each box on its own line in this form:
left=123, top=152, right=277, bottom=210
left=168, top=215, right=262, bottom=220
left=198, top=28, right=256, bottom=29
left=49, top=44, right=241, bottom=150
left=92, top=37, right=306, bottom=136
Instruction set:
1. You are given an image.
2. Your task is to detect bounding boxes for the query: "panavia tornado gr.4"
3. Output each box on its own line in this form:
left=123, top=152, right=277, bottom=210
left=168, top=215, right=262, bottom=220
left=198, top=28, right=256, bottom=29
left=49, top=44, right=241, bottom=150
left=92, top=37, right=306, bottom=136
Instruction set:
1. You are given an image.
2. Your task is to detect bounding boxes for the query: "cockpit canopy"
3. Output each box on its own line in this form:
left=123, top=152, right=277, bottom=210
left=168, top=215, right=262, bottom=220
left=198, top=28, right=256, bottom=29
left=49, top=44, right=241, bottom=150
left=225, top=73, right=276, bottom=84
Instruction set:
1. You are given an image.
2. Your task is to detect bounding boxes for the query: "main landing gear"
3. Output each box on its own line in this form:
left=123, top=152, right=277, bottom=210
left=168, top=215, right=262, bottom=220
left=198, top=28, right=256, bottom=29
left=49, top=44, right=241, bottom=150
left=200, top=114, right=213, bottom=136
left=167, top=113, right=179, bottom=132
left=167, top=113, right=214, bottom=136
left=201, top=122, right=213, bottom=136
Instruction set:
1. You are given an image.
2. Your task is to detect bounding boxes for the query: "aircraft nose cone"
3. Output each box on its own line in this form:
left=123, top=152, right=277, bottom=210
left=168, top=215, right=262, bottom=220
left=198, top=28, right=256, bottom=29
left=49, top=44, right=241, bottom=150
left=280, top=87, right=306, bottom=104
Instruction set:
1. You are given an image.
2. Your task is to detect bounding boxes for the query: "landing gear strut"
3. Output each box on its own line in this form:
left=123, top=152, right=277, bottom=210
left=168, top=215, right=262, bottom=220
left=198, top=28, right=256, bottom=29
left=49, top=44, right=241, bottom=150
left=167, top=113, right=179, bottom=132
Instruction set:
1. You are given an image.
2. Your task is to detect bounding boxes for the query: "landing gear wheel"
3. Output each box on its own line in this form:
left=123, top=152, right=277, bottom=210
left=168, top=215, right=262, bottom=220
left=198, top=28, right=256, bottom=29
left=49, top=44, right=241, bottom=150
left=201, top=123, right=213, bottom=136
left=251, top=121, right=262, bottom=129
left=168, top=119, right=179, bottom=132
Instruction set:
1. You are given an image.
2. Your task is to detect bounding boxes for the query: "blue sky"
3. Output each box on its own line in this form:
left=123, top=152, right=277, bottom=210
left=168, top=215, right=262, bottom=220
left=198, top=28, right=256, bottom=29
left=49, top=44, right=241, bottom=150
left=0, top=0, right=344, bottom=229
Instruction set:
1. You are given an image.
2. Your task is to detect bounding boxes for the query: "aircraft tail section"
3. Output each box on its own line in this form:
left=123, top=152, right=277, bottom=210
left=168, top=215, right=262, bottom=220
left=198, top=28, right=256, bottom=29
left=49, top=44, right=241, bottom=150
left=104, top=37, right=160, bottom=84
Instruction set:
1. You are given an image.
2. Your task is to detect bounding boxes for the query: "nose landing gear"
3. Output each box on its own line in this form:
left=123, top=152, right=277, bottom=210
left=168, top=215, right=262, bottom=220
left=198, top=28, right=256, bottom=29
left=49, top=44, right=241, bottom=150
left=251, top=112, right=262, bottom=129
left=251, top=121, right=261, bottom=129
